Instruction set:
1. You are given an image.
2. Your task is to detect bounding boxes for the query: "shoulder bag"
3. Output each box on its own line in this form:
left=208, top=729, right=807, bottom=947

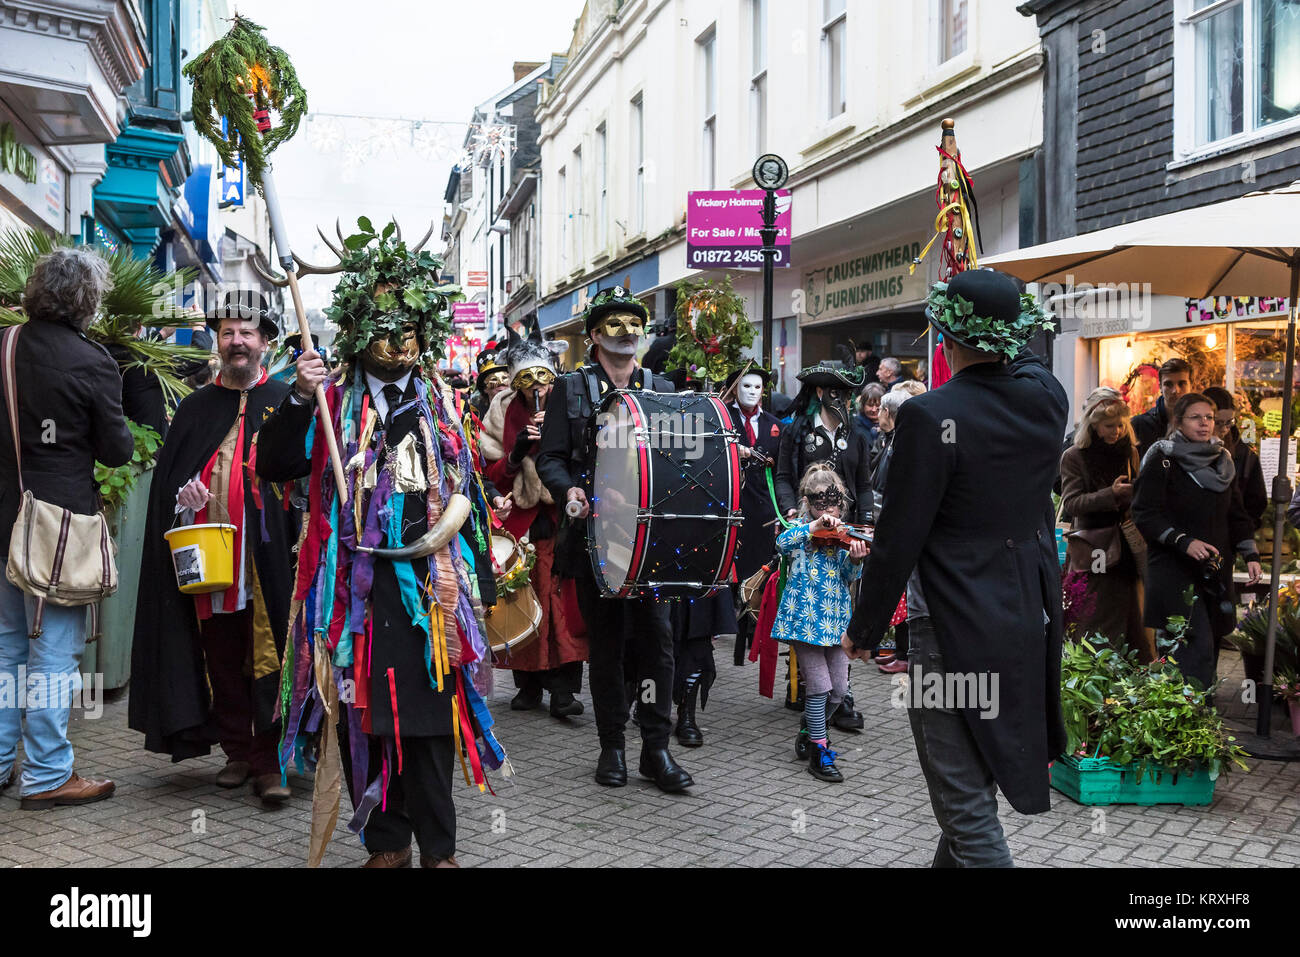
left=1, top=325, right=117, bottom=640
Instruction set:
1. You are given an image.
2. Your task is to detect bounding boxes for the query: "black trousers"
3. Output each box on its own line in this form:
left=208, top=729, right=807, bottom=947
left=513, top=660, right=584, bottom=695
left=199, top=609, right=280, bottom=776
left=342, top=729, right=456, bottom=860
left=573, top=568, right=674, bottom=749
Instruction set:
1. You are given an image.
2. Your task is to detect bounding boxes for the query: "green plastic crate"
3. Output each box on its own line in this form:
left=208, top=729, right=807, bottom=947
left=1050, top=754, right=1215, bottom=806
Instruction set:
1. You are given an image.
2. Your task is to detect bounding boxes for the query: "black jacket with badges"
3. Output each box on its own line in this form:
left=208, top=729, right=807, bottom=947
left=774, top=409, right=873, bottom=524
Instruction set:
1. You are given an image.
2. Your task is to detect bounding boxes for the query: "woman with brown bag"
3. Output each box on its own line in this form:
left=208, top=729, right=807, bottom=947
left=1060, top=387, right=1149, bottom=660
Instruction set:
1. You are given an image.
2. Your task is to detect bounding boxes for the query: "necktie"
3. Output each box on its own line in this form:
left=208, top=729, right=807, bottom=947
left=382, top=384, right=402, bottom=432
left=742, top=409, right=757, bottom=446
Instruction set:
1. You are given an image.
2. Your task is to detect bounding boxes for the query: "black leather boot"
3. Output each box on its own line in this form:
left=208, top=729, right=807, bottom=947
left=638, top=747, right=693, bottom=792
left=674, top=681, right=703, bottom=748
left=550, top=691, right=584, bottom=718
left=830, top=691, right=864, bottom=732
left=595, top=747, right=627, bottom=787
left=511, top=687, right=543, bottom=711
left=808, top=741, right=844, bottom=783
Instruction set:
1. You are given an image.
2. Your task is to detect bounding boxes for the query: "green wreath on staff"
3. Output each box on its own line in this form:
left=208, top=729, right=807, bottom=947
left=667, top=274, right=755, bottom=387
left=182, top=15, right=307, bottom=189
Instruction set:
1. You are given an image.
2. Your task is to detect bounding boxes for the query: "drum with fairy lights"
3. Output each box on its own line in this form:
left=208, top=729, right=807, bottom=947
left=585, top=389, right=742, bottom=598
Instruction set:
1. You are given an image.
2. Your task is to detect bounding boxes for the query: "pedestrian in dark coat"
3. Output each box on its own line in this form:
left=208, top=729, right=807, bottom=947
left=726, top=366, right=784, bottom=579
left=1131, top=392, right=1261, bottom=690
left=1131, top=358, right=1192, bottom=460
left=1203, top=386, right=1267, bottom=529
left=843, top=270, right=1067, bottom=867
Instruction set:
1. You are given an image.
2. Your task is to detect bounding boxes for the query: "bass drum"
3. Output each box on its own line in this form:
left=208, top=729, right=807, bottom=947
left=587, top=389, right=741, bottom=599
left=484, top=531, right=542, bottom=656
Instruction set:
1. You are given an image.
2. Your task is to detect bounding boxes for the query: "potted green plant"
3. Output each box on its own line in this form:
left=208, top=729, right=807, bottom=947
left=1055, top=609, right=1250, bottom=806
left=1275, top=666, right=1300, bottom=737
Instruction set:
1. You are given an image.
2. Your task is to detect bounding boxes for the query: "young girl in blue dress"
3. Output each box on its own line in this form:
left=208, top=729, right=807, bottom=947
left=772, top=463, right=869, bottom=782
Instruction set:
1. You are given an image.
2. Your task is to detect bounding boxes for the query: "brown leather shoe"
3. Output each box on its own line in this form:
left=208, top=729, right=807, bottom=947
left=215, top=761, right=252, bottom=788
left=252, top=773, right=291, bottom=806
left=20, top=772, right=114, bottom=810
left=363, top=847, right=413, bottom=868
left=420, top=854, right=460, bottom=868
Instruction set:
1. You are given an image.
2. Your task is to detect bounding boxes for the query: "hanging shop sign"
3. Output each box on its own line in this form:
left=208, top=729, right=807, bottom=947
left=686, top=189, right=791, bottom=269
left=452, top=301, right=486, bottom=325
left=219, top=117, right=245, bottom=207
left=800, top=239, right=925, bottom=326
left=1185, top=295, right=1289, bottom=324
left=465, top=270, right=488, bottom=289
left=0, top=123, right=37, bottom=184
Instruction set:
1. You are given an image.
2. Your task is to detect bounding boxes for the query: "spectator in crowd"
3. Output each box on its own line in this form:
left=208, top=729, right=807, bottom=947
left=854, top=340, right=881, bottom=383
left=877, top=356, right=903, bottom=388
left=1131, top=357, right=1192, bottom=459
left=1059, top=387, right=1147, bottom=660
left=1132, top=392, right=1261, bottom=689
left=893, top=380, right=926, bottom=398
left=916, top=359, right=929, bottom=386
left=1203, top=386, right=1267, bottom=530
left=855, top=382, right=885, bottom=450
left=0, top=248, right=133, bottom=809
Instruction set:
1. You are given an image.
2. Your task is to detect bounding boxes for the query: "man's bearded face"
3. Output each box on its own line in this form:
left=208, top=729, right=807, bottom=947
left=592, top=310, right=644, bottom=356
left=217, top=320, right=269, bottom=381
left=364, top=320, right=422, bottom=372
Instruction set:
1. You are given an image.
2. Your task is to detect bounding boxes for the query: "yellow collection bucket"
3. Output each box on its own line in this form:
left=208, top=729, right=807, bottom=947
left=163, top=523, right=237, bottom=595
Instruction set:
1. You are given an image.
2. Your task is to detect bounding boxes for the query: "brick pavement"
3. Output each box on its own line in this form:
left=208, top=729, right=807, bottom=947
left=1, top=648, right=1298, bottom=868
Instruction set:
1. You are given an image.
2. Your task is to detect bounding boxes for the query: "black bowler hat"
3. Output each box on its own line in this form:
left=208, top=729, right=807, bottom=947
left=283, top=331, right=320, bottom=353
left=925, top=269, right=1023, bottom=351
left=207, top=290, right=280, bottom=339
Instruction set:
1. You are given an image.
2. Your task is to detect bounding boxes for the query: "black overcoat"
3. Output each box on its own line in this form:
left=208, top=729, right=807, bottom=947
left=128, top=378, right=296, bottom=761
left=728, top=402, right=783, bottom=578
left=844, top=352, right=1069, bottom=815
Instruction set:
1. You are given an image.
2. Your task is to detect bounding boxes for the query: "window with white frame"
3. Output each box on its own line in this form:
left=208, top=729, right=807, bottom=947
left=1177, top=0, right=1300, bottom=153
left=573, top=146, right=584, bottom=266
left=937, top=0, right=969, bottom=64
left=597, top=122, right=608, bottom=251
left=558, top=166, right=567, bottom=273
left=822, top=0, right=847, bottom=120
left=751, top=0, right=768, bottom=155
left=700, top=29, right=717, bottom=189
left=632, top=94, right=645, bottom=234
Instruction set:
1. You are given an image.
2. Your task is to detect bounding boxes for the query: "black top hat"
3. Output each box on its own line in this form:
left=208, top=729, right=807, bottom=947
left=206, top=291, right=280, bottom=339
left=283, top=331, right=320, bottom=353
left=475, top=344, right=508, bottom=392
left=925, top=269, right=1023, bottom=352
left=582, top=286, right=649, bottom=335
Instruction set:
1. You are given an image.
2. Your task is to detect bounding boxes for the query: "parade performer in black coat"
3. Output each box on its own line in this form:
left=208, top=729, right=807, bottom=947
left=129, top=293, right=297, bottom=805
left=844, top=269, right=1066, bottom=867
left=775, top=362, right=869, bottom=730
left=257, top=222, right=505, bottom=868
left=727, top=365, right=784, bottom=580
left=535, top=286, right=694, bottom=792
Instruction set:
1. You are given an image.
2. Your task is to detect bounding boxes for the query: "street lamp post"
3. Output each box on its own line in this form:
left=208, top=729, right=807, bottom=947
left=753, top=153, right=788, bottom=373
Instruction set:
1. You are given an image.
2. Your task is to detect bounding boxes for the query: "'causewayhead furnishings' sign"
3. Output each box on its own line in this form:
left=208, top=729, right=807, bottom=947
left=800, top=240, right=925, bottom=326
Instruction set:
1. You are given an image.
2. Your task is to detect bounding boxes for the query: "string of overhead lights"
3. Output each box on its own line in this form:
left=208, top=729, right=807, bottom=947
left=303, top=110, right=517, bottom=172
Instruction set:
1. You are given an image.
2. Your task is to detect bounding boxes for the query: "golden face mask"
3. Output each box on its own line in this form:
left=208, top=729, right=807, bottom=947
left=482, top=370, right=510, bottom=394
left=512, top=367, right=556, bottom=391
left=594, top=311, right=646, bottom=339
left=364, top=322, right=421, bottom=372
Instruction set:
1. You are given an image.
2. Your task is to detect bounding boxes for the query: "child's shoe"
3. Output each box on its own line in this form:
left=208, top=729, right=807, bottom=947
left=794, top=716, right=809, bottom=760
left=807, top=741, right=844, bottom=783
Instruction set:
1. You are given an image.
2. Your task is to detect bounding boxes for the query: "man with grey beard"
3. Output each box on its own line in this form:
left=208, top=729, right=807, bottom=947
left=535, top=286, right=693, bottom=793
left=129, top=291, right=298, bottom=808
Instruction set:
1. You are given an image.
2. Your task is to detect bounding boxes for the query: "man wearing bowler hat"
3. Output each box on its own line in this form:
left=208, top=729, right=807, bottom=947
left=842, top=269, right=1065, bottom=867
left=129, top=291, right=299, bottom=806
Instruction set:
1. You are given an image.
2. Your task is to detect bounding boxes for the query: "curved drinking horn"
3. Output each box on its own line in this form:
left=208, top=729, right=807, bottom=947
left=354, top=493, right=471, bottom=559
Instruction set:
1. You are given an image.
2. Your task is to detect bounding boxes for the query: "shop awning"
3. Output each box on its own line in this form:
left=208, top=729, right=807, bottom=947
left=982, top=181, right=1300, bottom=298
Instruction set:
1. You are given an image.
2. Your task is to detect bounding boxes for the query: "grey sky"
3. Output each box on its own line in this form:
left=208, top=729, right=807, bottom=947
left=231, top=0, right=581, bottom=307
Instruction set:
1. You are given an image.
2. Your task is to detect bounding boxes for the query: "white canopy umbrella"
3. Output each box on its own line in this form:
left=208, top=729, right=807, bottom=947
left=983, top=181, right=1300, bottom=739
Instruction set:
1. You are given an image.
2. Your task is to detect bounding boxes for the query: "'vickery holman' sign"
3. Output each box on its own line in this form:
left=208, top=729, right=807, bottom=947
left=800, top=240, right=925, bottom=325
left=0, top=122, right=37, bottom=185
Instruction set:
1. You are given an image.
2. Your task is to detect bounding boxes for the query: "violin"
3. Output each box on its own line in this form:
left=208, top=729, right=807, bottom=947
left=809, top=521, right=874, bottom=547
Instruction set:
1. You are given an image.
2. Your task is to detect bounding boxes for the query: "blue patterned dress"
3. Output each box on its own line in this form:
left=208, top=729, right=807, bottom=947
left=772, top=522, right=862, bottom=648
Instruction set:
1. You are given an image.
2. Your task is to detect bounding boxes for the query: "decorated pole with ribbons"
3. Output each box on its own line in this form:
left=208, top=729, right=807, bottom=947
left=184, top=16, right=348, bottom=500
left=911, top=117, right=981, bottom=282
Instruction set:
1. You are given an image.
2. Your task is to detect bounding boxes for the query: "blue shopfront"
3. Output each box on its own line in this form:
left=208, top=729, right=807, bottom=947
left=538, top=252, right=661, bottom=335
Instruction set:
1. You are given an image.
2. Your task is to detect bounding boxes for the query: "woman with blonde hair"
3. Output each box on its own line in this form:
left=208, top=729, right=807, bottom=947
left=1059, top=387, right=1147, bottom=658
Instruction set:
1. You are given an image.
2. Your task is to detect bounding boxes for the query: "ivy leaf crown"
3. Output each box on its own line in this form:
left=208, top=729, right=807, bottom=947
left=326, top=217, right=464, bottom=369
left=927, top=279, right=1057, bottom=361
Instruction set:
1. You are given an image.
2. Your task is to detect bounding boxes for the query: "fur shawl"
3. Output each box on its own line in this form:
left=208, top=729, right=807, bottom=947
left=479, top=388, right=554, bottom=510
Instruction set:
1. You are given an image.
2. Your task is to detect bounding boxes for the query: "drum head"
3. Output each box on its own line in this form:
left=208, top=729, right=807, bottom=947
left=590, top=395, right=641, bottom=592
left=490, top=533, right=518, bottom=575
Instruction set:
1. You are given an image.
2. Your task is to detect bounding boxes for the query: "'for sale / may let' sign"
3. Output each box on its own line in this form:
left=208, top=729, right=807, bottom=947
left=686, top=190, right=791, bottom=270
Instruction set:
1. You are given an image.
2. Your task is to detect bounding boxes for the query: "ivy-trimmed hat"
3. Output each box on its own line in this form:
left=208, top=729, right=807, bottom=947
left=924, top=268, right=1054, bottom=359
left=206, top=290, right=280, bottom=339
left=795, top=362, right=866, bottom=391
left=583, top=285, right=649, bottom=335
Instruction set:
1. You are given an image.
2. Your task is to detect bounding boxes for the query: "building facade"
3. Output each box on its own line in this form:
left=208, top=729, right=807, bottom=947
left=536, top=0, right=1045, bottom=393
left=1025, top=0, right=1300, bottom=422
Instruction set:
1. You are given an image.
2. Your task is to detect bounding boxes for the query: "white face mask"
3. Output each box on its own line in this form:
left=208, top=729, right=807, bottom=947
left=737, top=374, right=763, bottom=410
left=593, top=329, right=639, bottom=356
